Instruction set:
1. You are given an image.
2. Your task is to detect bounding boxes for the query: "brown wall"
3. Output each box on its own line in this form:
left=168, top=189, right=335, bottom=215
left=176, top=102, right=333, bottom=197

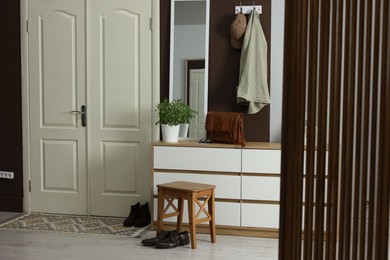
left=160, top=0, right=271, bottom=141
left=0, top=0, right=23, bottom=212
left=160, top=0, right=171, bottom=101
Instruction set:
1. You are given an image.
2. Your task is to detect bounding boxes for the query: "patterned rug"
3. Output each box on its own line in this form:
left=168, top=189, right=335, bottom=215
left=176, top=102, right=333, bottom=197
left=0, top=213, right=150, bottom=238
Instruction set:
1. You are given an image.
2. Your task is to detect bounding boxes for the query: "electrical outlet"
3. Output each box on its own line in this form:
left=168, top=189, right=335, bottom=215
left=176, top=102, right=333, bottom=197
left=0, top=171, right=14, bottom=179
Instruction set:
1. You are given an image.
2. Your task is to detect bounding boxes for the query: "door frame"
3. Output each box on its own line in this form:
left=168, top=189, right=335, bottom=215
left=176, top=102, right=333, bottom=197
left=20, top=0, right=160, bottom=213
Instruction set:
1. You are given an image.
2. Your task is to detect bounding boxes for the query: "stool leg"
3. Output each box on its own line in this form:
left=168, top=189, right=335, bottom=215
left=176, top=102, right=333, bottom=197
left=157, top=188, right=164, bottom=233
left=177, top=197, right=184, bottom=232
left=188, top=193, right=197, bottom=249
left=208, top=189, right=216, bottom=243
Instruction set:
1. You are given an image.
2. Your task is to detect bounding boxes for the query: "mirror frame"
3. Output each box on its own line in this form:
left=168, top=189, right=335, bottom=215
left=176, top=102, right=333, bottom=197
left=168, top=0, right=210, bottom=120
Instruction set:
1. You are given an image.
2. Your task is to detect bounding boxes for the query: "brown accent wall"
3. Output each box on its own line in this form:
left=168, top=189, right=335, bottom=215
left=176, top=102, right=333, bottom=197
left=160, top=0, right=171, bottom=101
left=0, top=0, right=23, bottom=212
left=160, top=0, right=271, bottom=141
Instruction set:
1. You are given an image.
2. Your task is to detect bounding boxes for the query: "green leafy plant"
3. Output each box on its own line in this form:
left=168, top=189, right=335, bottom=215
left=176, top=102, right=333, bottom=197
left=155, top=99, right=197, bottom=126
left=177, top=100, right=197, bottom=124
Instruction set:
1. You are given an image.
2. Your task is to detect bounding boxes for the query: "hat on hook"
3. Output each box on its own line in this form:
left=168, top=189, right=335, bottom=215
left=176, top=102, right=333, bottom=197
left=230, top=13, right=247, bottom=49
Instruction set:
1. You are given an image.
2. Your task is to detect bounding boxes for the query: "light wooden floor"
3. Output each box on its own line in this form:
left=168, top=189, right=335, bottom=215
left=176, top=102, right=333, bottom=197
left=0, top=212, right=278, bottom=260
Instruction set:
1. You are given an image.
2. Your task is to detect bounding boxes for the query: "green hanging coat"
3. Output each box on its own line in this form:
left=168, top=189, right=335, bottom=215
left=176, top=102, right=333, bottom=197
left=237, top=10, right=270, bottom=114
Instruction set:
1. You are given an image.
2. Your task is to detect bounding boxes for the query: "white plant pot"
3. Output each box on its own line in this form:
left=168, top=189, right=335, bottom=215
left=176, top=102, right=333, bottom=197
left=179, top=123, right=189, bottom=138
left=161, top=124, right=180, bottom=142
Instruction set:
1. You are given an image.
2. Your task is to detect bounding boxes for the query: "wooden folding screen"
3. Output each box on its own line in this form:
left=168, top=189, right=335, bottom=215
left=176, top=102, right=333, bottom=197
left=279, top=0, right=390, bottom=259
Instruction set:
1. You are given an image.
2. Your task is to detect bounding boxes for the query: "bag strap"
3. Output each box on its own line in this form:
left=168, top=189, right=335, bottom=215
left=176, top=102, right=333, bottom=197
left=208, top=112, right=214, bottom=140
left=239, top=114, right=246, bottom=147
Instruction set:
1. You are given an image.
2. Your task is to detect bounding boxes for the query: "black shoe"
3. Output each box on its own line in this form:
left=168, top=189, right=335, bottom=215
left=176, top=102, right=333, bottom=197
left=141, top=230, right=172, bottom=246
left=155, top=231, right=190, bottom=249
left=134, top=202, right=151, bottom=227
left=124, top=202, right=140, bottom=227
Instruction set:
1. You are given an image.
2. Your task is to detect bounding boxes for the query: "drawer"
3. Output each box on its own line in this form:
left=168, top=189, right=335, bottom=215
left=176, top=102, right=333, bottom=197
left=154, top=172, right=241, bottom=199
left=154, top=146, right=241, bottom=172
left=242, top=149, right=281, bottom=174
left=241, top=203, right=280, bottom=228
left=153, top=198, right=240, bottom=226
left=242, top=176, right=280, bottom=201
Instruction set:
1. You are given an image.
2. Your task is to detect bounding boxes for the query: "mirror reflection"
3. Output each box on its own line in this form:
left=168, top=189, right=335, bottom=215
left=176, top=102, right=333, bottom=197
left=169, top=0, right=209, bottom=139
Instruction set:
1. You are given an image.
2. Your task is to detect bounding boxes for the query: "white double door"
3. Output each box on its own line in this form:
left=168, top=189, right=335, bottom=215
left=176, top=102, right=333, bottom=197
left=28, top=0, right=152, bottom=216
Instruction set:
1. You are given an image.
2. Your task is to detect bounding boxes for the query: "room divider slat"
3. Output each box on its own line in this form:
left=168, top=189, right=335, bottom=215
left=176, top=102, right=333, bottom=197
left=340, top=0, right=358, bottom=257
left=366, top=0, right=381, bottom=258
left=325, top=0, right=343, bottom=258
left=303, top=0, right=319, bottom=257
left=358, top=0, right=372, bottom=258
left=279, top=0, right=306, bottom=257
left=375, top=0, right=390, bottom=258
left=315, top=0, right=331, bottom=257
left=351, top=0, right=366, bottom=258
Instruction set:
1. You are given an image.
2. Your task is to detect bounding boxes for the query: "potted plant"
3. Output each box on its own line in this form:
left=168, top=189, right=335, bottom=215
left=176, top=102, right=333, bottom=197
left=156, top=99, right=197, bottom=141
left=177, top=100, right=197, bottom=137
left=155, top=99, right=181, bottom=142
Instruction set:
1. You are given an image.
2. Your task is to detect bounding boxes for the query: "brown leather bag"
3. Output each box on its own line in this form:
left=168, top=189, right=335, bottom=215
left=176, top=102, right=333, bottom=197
left=205, top=112, right=246, bottom=147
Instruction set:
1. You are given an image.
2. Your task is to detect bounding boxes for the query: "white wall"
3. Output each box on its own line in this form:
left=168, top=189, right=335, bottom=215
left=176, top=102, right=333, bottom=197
left=270, top=0, right=285, bottom=142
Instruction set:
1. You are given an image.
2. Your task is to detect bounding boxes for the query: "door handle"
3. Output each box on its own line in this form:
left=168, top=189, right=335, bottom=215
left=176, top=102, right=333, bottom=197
left=71, top=105, right=87, bottom=127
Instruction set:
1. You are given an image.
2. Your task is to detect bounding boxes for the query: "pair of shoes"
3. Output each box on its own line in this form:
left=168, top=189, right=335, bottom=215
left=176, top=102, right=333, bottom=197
left=141, top=230, right=189, bottom=249
left=155, top=231, right=190, bottom=249
left=141, top=230, right=173, bottom=246
left=124, top=202, right=151, bottom=227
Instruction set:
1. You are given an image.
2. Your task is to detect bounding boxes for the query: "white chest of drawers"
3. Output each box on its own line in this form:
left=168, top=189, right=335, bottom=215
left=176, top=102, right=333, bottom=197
left=152, top=141, right=281, bottom=237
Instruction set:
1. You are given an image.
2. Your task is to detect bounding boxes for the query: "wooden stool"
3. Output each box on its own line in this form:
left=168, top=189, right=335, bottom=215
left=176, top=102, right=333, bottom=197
left=156, top=181, right=216, bottom=249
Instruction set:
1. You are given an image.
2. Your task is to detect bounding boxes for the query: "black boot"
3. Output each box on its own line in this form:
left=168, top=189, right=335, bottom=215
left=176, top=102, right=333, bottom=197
left=134, top=202, right=151, bottom=227
left=124, top=202, right=140, bottom=227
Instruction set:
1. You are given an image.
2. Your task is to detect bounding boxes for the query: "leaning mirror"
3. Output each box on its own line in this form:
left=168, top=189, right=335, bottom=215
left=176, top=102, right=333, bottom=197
left=169, top=0, right=209, bottom=139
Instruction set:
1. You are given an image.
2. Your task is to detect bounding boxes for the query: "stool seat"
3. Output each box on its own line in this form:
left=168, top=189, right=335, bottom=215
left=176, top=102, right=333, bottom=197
left=156, top=181, right=216, bottom=249
left=157, top=181, right=216, bottom=192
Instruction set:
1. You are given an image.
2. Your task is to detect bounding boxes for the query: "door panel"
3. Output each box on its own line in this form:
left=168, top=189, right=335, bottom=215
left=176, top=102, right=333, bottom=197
left=101, top=142, right=138, bottom=193
left=42, top=140, right=78, bottom=192
left=41, top=12, right=78, bottom=127
left=88, top=0, right=152, bottom=217
left=189, top=69, right=206, bottom=138
left=29, top=0, right=87, bottom=214
left=101, top=10, right=139, bottom=128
